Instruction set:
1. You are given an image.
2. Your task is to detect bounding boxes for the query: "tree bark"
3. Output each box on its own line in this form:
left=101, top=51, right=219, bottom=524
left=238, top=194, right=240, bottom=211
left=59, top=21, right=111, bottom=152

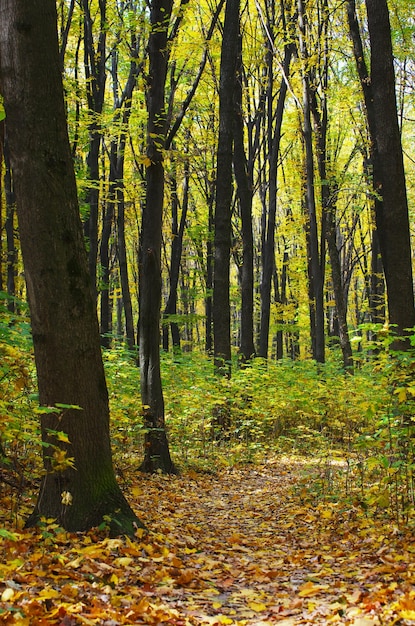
left=259, top=40, right=294, bottom=359
left=347, top=0, right=386, bottom=328
left=298, top=0, right=325, bottom=363
left=213, top=0, right=240, bottom=376
left=233, top=24, right=255, bottom=363
left=0, top=0, right=141, bottom=535
left=3, top=134, right=17, bottom=312
left=139, top=0, right=176, bottom=473
left=162, top=153, right=190, bottom=353
left=364, top=0, right=415, bottom=343
left=82, top=0, right=107, bottom=301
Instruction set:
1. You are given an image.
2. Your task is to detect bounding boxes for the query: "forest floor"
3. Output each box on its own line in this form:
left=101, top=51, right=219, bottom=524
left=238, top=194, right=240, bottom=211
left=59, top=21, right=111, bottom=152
left=1, top=457, right=415, bottom=625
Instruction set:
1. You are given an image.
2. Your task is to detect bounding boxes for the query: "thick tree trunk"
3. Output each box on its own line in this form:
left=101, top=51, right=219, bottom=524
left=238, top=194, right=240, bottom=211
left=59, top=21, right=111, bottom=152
left=364, top=0, right=415, bottom=343
left=213, top=0, right=240, bottom=376
left=0, top=0, right=140, bottom=535
left=347, top=0, right=386, bottom=328
left=139, top=0, right=176, bottom=474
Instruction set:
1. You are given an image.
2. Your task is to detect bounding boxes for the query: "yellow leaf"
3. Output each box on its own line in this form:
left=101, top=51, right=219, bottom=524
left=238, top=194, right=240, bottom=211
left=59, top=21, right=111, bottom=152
left=1, top=587, right=14, bottom=602
left=217, top=616, right=233, bottom=625
left=113, top=557, right=134, bottom=567
left=248, top=601, right=267, bottom=612
left=298, top=581, right=328, bottom=597
left=38, top=587, right=60, bottom=600
left=400, top=610, right=415, bottom=620
left=55, top=431, right=70, bottom=443
left=395, top=387, right=407, bottom=403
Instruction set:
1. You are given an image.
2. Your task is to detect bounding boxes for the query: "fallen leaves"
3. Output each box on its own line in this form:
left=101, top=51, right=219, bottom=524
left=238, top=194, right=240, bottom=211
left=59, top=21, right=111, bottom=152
left=0, top=459, right=414, bottom=624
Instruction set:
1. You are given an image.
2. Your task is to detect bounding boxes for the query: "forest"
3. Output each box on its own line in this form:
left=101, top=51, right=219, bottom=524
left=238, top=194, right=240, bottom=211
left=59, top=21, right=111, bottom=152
left=0, top=0, right=415, bottom=623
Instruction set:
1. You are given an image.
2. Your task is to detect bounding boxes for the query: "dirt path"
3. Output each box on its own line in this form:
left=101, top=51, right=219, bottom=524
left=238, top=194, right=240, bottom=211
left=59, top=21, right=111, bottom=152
left=1, top=460, right=414, bottom=624
left=134, top=462, right=415, bottom=625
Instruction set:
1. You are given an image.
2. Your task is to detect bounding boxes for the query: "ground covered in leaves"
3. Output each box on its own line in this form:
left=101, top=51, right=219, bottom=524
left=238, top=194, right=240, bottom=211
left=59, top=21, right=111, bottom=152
left=1, top=459, right=415, bottom=625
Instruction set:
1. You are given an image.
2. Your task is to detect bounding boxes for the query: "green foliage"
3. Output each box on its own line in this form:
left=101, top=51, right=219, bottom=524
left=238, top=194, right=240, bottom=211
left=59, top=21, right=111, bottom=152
left=0, top=297, right=39, bottom=465
left=1, top=311, right=415, bottom=527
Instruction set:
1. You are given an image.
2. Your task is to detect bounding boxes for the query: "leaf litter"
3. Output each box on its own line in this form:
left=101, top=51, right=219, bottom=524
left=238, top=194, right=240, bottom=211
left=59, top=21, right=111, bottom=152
left=0, top=457, right=414, bottom=625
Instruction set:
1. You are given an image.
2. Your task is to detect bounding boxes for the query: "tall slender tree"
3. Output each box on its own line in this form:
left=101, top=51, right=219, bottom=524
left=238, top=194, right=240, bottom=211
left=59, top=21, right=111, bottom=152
left=139, top=0, right=176, bottom=473
left=82, top=0, right=107, bottom=300
left=213, top=0, right=240, bottom=375
left=298, top=0, right=325, bottom=363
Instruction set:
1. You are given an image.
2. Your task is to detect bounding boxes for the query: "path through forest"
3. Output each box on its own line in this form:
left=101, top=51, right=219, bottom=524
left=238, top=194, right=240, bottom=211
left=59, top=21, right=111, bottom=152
left=0, top=459, right=414, bottom=624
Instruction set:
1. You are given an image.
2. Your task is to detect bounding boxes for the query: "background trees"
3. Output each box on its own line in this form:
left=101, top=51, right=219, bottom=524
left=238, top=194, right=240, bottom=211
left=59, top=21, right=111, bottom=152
left=1, top=0, right=415, bottom=477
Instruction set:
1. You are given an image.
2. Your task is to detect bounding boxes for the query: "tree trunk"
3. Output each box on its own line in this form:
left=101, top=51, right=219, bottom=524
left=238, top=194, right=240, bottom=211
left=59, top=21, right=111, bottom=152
left=308, top=0, right=353, bottom=370
left=3, top=134, right=17, bottom=312
left=100, top=141, right=117, bottom=348
left=233, top=23, right=255, bottom=362
left=298, top=0, right=325, bottom=363
left=347, top=0, right=386, bottom=328
left=258, top=16, right=294, bottom=359
left=364, top=0, right=415, bottom=344
left=82, top=0, right=107, bottom=301
left=139, top=0, right=176, bottom=474
left=162, top=152, right=189, bottom=353
left=213, top=0, right=240, bottom=376
left=0, top=0, right=141, bottom=535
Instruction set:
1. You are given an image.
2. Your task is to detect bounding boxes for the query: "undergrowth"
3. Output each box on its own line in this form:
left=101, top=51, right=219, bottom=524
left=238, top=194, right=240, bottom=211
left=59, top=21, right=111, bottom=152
left=1, top=296, right=414, bottom=528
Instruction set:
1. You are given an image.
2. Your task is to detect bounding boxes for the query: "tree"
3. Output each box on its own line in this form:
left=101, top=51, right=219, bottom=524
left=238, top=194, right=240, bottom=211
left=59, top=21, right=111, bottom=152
left=258, top=0, right=295, bottom=360
left=347, top=0, right=386, bottom=329
left=139, top=0, right=176, bottom=473
left=213, top=0, right=240, bottom=375
left=81, top=0, right=107, bottom=301
left=232, top=12, right=256, bottom=363
left=0, top=0, right=141, bottom=535
left=364, top=0, right=415, bottom=343
left=297, top=0, right=326, bottom=364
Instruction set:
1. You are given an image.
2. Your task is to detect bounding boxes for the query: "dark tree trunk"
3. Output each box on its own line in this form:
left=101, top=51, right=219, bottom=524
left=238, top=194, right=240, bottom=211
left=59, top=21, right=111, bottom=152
left=347, top=0, right=386, bottom=328
left=0, top=0, right=140, bottom=535
left=162, top=152, right=189, bottom=353
left=308, top=0, right=353, bottom=370
left=100, top=142, right=117, bottom=347
left=364, top=0, right=415, bottom=344
left=298, top=0, right=325, bottom=363
left=82, top=0, right=107, bottom=301
left=325, top=189, right=353, bottom=370
left=259, top=22, right=294, bottom=359
left=139, top=0, right=176, bottom=474
left=0, top=120, right=3, bottom=293
left=110, top=35, right=140, bottom=352
left=3, top=134, right=17, bottom=312
left=213, top=0, right=240, bottom=376
left=233, top=24, right=255, bottom=362
left=117, top=164, right=136, bottom=352
left=206, top=188, right=214, bottom=354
